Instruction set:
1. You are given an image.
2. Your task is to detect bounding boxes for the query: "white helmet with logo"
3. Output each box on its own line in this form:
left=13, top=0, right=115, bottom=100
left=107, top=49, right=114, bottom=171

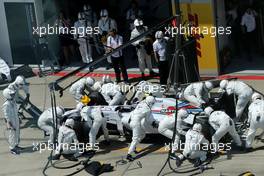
left=3, top=88, right=16, bottom=100
left=155, top=31, right=164, bottom=39
left=252, top=92, right=263, bottom=102
left=65, top=118, right=75, bottom=128
left=204, top=81, right=213, bottom=90
left=86, top=77, right=95, bottom=87
left=145, top=96, right=155, bottom=106
left=15, top=75, right=26, bottom=88
left=220, top=80, right=228, bottom=90
left=100, top=9, right=108, bottom=17
left=102, top=75, right=111, bottom=84
left=204, top=107, right=214, bottom=116
left=77, top=78, right=87, bottom=88
left=193, top=123, right=202, bottom=132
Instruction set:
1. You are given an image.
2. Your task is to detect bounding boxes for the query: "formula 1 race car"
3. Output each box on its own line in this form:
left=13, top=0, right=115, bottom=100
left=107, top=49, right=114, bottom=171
left=103, top=97, right=204, bottom=136
left=62, top=79, right=257, bottom=145
left=66, top=91, right=248, bottom=144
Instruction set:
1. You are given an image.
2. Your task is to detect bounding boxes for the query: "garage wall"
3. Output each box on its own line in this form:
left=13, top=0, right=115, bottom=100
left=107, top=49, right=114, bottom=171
left=0, top=0, right=43, bottom=66
left=215, top=0, right=228, bottom=51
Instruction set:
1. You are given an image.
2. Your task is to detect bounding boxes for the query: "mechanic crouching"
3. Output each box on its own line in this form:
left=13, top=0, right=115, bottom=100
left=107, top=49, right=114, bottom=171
left=53, top=119, right=82, bottom=161
left=100, top=81, right=125, bottom=106
left=183, top=81, right=213, bottom=108
left=204, top=107, right=242, bottom=152
left=175, top=123, right=209, bottom=167
left=38, top=107, right=65, bottom=143
left=132, top=81, right=164, bottom=103
left=80, top=101, right=110, bottom=153
left=219, top=79, right=253, bottom=121
left=127, top=96, right=156, bottom=161
left=69, top=77, right=95, bottom=102
left=158, top=109, right=189, bottom=153
left=245, top=92, right=264, bottom=151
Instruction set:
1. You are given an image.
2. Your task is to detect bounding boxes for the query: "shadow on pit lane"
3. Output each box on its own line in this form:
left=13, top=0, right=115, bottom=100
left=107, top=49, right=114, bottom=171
left=221, top=144, right=264, bottom=156
left=19, top=145, right=40, bottom=154
left=95, top=137, right=166, bottom=156
left=125, top=134, right=172, bottom=144
left=20, top=117, right=38, bottom=129
left=134, top=144, right=164, bottom=160
left=161, top=157, right=228, bottom=176
left=95, top=140, right=129, bottom=155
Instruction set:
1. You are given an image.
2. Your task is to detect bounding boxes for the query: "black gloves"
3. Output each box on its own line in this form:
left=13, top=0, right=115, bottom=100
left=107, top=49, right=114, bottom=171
left=246, top=122, right=250, bottom=128
left=102, top=31, right=108, bottom=36
left=152, top=121, right=159, bottom=128
left=132, top=98, right=139, bottom=104
left=26, top=94, right=30, bottom=102
left=139, top=41, right=145, bottom=45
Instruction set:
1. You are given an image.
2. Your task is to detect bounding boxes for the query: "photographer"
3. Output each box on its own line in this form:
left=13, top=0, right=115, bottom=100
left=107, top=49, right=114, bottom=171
left=130, top=19, right=155, bottom=79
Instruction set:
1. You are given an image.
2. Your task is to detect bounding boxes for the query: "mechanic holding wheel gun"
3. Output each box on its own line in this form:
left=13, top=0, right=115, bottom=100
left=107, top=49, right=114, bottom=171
left=219, top=79, right=253, bottom=121
left=183, top=81, right=213, bottom=108
left=80, top=95, right=110, bottom=153
left=204, top=107, right=242, bottom=152
left=245, top=92, right=264, bottom=151
left=158, top=109, right=189, bottom=154
left=52, top=119, right=82, bottom=161
left=69, top=77, right=95, bottom=103
left=174, top=123, right=209, bottom=168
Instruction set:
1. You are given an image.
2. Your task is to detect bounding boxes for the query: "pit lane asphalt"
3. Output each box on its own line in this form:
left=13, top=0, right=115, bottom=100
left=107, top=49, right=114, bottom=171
left=0, top=73, right=264, bottom=176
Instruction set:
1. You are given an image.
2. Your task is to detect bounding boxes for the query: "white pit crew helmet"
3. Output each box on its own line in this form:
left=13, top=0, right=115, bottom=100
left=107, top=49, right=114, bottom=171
left=155, top=31, right=164, bottom=39
left=65, top=118, right=75, bottom=128
left=3, top=88, right=16, bottom=100
left=100, top=9, right=108, bottom=17
left=145, top=96, right=155, bottom=106
left=193, top=123, right=202, bottom=132
left=204, top=107, right=214, bottom=116
left=86, top=77, right=95, bottom=87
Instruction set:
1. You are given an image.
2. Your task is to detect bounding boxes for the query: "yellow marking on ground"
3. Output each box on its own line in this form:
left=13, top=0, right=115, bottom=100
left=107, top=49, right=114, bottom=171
left=219, top=150, right=226, bottom=155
